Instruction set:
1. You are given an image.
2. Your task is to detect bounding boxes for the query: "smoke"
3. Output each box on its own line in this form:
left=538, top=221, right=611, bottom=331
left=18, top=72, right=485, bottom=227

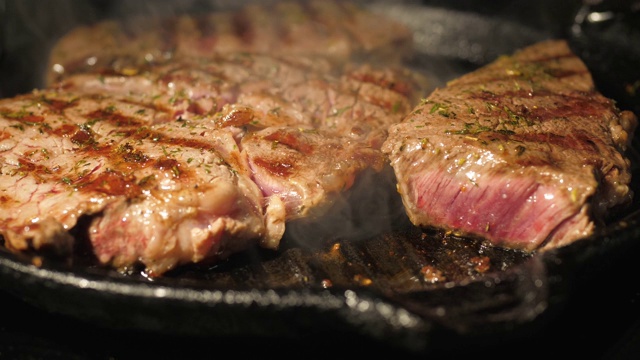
left=0, top=0, right=565, bottom=261
left=282, top=166, right=411, bottom=250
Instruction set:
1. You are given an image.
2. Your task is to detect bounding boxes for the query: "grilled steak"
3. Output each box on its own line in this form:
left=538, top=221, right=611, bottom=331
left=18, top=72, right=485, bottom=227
left=0, top=90, right=269, bottom=276
left=46, top=0, right=413, bottom=85
left=382, top=39, right=637, bottom=252
left=0, top=51, right=422, bottom=275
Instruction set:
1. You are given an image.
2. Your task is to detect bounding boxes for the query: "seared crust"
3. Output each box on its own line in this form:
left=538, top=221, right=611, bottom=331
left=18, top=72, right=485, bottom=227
left=1, top=49, right=423, bottom=275
left=383, top=39, right=637, bottom=252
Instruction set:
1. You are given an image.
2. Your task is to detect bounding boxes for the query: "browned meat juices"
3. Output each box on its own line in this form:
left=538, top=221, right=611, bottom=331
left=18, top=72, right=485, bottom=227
left=383, top=40, right=637, bottom=252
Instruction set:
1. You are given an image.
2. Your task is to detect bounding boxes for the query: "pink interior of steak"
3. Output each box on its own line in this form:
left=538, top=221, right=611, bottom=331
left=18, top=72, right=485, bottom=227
left=383, top=39, right=637, bottom=252
left=6, top=0, right=635, bottom=277
left=243, top=126, right=386, bottom=221
left=406, top=166, right=594, bottom=251
left=0, top=0, right=425, bottom=278
left=0, top=90, right=274, bottom=276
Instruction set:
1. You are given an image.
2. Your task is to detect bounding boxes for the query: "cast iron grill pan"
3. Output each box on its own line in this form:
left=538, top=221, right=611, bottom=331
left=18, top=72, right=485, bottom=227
left=0, top=0, right=639, bottom=356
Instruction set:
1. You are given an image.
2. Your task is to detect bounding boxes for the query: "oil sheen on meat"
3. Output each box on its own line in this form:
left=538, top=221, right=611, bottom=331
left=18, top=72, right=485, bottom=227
left=382, top=40, right=637, bottom=252
left=1, top=47, right=423, bottom=276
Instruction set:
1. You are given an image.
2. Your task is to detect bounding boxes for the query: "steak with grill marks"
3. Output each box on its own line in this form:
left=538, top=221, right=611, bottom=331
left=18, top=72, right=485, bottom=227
left=0, top=90, right=269, bottom=276
left=46, top=0, right=413, bottom=86
left=0, top=51, right=423, bottom=276
left=54, top=53, right=422, bottom=216
left=382, top=39, right=637, bottom=252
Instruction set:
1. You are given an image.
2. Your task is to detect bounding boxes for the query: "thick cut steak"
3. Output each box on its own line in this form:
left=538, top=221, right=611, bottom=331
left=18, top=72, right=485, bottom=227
left=0, top=90, right=268, bottom=276
left=382, top=40, right=637, bottom=252
left=0, top=51, right=422, bottom=276
left=0, top=0, right=422, bottom=276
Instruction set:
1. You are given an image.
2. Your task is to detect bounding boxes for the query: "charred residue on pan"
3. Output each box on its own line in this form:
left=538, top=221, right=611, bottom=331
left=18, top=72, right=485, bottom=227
left=135, top=224, right=532, bottom=294
left=0, top=0, right=630, bottom=297
left=133, top=169, right=533, bottom=292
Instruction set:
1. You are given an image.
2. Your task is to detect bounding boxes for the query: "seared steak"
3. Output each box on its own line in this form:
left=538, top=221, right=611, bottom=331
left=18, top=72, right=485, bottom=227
left=54, top=52, right=422, bottom=214
left=382, top=40, right=637, bottom=252
left=0, top=51, right=422, bottom=275
left=0, top=90, right=268, bottom=276
left=46, top=0, right=413, bottom=85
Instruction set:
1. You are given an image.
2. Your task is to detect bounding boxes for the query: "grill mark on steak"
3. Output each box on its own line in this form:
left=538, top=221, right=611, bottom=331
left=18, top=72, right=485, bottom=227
left=261, top=130, right=315, bottom=155
left=41, top=97, right=80, bottom=112
left=3, top=99, right=160, bottom=172
left=527, top=95, right=614, bottom=120
left=242, top=126, right=387, bottom=221
left=46, top=0, right=414, bottom=85
left=469, top=89, right=614, bottom=120
left=383, top=39, right=637, bottom=253
left=252, top=157, right=294, bottom=178
left=464, top=126, right=605, bottom=163
left=16, top=158, right=52, bottom=178
left=78, top=171, right=142, bottom=198
left=231, top=10, right=255, bottom=46
left=0, top=109, right=46, bottom=124
left=2, top=44, right=425, bottom=276
left=544, top=68, right=590, bottom=79
left=1, top=89, right=271, bottom=275
left=509, top=132, right=600, bottom=158
left=86, top=109, right=144, bottom=127
left=0, top=0, right=427, bottom=276
left=3, top=97, right=211, bottom=198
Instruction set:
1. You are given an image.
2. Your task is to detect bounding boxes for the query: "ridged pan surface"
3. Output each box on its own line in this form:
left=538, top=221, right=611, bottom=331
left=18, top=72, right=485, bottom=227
left=0, top=0, right=639, bottom=355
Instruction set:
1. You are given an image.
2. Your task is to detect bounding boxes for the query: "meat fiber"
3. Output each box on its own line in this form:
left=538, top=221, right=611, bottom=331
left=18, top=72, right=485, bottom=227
left=0, top=0, right=423, bottom=276
left=0, top=51, right=423, bottom=276
left=0, top=90, right=268, bottom=276
left=382, top=39, right=637, bottom=252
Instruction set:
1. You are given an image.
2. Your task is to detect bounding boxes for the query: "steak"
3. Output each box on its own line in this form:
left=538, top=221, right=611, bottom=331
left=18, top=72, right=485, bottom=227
left=0, top=90, right=269, bottom=276
left=382, top=39, right=638, bottom=252
left=46, top=0, right=413, bottom=85
left=0, top=51, right=423, bottom=276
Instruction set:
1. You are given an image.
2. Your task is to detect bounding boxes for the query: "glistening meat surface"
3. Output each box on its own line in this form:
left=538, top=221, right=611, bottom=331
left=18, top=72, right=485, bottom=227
left=0, top=52, right=423, bottom=276
left=0, top=90, right=274, bottom=276
left=55, top=53, right=422, bottom=219
left=382, top=40, right=637, bottom=252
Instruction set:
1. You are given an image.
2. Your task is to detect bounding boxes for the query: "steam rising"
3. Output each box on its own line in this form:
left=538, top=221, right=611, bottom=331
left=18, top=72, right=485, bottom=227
left=0, top=0, right=552, bottom=273
left=283, top=166, right=410, bottom=248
